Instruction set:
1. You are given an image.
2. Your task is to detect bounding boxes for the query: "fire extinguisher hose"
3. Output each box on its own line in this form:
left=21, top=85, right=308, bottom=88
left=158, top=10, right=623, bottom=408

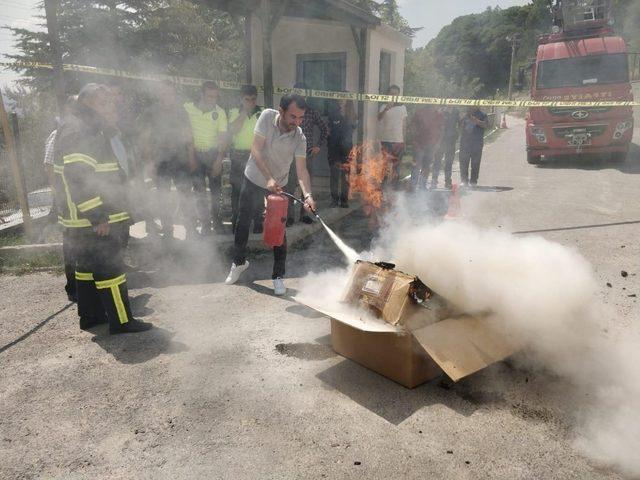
left=278, top=191, right=321, bottom=221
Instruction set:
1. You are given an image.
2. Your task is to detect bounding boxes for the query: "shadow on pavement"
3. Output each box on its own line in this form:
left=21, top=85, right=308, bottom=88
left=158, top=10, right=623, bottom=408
left=246, top=279, right=300, bottom=300
left=535, top=142, right=640, bottom=174
left=91, top=325, right=188, bottom=364
left=468, top=186, right=514, bottom=193
left=513, top=219, right=640, bottom=235
left=130, top=293, right=154, bottom=317
left=285, top=304, right=326, bottom=319
left=316, top=360, right=481, bottom=425
left=0, top=303, right=74, bottom=355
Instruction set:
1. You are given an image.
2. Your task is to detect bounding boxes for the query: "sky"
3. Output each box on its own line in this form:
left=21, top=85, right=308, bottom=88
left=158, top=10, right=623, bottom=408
left=0, top=0, right=531, bottom=88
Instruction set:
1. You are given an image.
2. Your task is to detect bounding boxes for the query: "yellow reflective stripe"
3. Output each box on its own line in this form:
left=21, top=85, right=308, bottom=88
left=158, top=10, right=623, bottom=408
left=95, top=274, right=126, bottom=290
left=53, top=165, right=64, bottom=174
left=95, top=163, right=120, bottom=172
left=58, top=216, right=91, bottom=228
left=110, top=285, right=129, bottom=324
left=77, top=196, right=103, bottom=212
left=108, top=212, right=130, bottom=223
left=58, top=212, right=129, bottom=227
left=59, top=172, right=78, bottom=220
left=75, top=271, right=94, bottom=281
left=63, top=153, right=119, bottom=172
left=63, top=153, right=98, bottom=167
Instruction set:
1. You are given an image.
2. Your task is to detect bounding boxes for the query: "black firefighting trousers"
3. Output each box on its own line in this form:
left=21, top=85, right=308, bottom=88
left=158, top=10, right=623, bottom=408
left=73, top=223, right=134, bottom=329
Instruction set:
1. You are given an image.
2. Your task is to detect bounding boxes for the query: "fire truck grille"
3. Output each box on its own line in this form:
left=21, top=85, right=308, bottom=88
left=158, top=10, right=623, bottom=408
left=547, top=106, right=611, bottom=116
left=553, top=124, right=607, bottom=138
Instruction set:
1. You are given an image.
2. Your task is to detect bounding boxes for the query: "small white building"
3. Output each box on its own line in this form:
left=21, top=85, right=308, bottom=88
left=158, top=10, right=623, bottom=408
left=204, top=0, right=411, bottom=173
left=249, top=9, right=411, bottom=145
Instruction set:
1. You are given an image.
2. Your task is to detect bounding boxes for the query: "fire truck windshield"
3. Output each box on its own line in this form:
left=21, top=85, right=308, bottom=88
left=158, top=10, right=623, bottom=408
left=536, top=53, right=629, bottom=89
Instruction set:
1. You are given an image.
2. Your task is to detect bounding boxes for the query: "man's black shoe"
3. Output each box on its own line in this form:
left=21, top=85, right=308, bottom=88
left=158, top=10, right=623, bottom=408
left=80, top=316, right=106, bottom=330
left=339, top=199, right=349, bottom=208
left=300, top=215, right=313, bottom=224
left=109, top=319, right=153, bottom=335
left=286, top=217, right=295, bottom=227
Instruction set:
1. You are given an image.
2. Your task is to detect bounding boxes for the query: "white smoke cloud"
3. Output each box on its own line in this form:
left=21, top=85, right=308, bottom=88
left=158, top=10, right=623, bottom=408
left=300, top=194, right=640, bottom=476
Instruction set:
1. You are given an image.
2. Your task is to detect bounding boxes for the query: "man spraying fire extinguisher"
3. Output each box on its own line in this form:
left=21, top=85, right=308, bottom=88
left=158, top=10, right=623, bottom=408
left=225, top=94, right=316, bottom=296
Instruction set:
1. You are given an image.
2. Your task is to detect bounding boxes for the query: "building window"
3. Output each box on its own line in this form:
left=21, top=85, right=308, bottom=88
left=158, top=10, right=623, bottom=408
left=296, top=52, right=346, bottom=114
left=379, top=51, right=392, bottom=93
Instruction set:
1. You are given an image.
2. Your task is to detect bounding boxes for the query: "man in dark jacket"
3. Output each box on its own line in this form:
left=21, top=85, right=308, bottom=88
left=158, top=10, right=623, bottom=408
left=54, top=83, right=152, bottom=334
left=433, top=107, right=460, bottom=189
left=458, top=106, right=488, bottom=187
left=327, top=99, right=356, bottom=207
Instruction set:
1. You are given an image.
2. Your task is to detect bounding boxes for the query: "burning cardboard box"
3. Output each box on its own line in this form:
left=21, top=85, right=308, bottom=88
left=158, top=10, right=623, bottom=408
left=297, top=261, right=519, bottom=388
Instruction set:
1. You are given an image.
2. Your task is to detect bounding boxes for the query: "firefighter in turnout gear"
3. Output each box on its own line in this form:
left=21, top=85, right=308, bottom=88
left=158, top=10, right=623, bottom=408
left=54, top=83, right=152, bottom=334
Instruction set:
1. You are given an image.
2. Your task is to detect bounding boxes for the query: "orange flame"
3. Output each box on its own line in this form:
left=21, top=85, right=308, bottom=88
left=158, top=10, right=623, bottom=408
left=347, top=142, right=391, bottom=215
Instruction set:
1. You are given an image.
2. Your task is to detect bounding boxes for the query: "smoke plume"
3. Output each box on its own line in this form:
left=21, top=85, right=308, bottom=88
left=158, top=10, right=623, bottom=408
left=300, top=194, right=640, bottom=476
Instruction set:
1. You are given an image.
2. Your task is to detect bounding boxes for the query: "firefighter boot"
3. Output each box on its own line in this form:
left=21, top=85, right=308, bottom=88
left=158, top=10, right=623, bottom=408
left=94, top=274, right=153, bottom=334
left=75, top=271, right=107, bottom=330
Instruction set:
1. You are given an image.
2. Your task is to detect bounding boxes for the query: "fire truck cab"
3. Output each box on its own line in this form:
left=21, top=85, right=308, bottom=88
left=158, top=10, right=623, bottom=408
left=525, top=0, right=634, bottom=164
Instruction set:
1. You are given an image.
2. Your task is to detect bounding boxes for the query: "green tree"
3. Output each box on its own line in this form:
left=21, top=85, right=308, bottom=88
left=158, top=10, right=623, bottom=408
left=4, top=0, right=245, bottom=93
left=352, top=0, right=419, bottom=37
left=405, top=0, right=551, bottom=98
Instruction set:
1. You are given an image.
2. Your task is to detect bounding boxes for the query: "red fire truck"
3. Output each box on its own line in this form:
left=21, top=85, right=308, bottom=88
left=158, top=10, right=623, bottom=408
left=525, top=0, right=634, bottom=164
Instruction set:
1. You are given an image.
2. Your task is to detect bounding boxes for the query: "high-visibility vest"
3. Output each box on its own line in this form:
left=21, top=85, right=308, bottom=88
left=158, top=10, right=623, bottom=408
left=229, top=107, right=262, bottom=151
left=183, top=102, right=228, bottom=152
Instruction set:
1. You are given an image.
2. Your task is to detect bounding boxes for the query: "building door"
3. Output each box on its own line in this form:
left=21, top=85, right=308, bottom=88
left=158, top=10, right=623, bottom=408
left=296, top=53, right=346, bottom=178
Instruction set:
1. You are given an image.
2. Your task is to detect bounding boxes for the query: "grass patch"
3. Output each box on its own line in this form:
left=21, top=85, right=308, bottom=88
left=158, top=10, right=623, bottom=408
left=0, top=251, right=64, bottom=276
left=0, top=233, right=26, bottom=248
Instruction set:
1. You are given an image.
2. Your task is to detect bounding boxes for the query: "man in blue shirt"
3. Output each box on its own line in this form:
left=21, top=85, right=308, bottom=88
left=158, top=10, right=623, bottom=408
left=458, top=106, right=488, bottom=187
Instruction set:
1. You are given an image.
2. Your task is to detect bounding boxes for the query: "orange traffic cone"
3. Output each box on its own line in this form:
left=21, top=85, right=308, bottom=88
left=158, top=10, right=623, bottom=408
left=500, top=113, right=508, bottom=129
left=444, top=184, right=462, bottom=220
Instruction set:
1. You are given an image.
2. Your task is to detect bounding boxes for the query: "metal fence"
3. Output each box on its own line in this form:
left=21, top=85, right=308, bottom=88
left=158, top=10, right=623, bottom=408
left=0, top=113, right=52, bottom=234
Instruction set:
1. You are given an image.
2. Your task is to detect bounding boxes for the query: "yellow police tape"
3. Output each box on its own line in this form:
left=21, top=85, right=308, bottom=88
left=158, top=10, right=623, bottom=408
left=1, top=60, right=638, bottom=108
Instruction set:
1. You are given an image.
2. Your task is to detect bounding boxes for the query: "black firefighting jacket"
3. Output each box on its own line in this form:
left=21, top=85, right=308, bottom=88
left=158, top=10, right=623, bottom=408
left=53, top=105, right=130, bottom=229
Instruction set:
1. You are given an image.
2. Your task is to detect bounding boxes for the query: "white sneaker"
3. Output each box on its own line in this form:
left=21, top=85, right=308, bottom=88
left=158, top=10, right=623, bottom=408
left=273, top=277, right=286, bottom=296
left=225, top=261, right=249, bottom=285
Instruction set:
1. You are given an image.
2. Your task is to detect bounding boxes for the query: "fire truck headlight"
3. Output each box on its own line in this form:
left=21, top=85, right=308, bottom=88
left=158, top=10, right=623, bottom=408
left=613, top=120, right=633, bottom=140
left=615, top=121, right=632, bottom=132
left=531, top=127, right=547, bottom=144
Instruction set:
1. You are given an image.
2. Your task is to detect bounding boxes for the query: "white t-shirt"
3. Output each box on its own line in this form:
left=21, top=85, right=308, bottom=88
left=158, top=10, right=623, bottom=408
left=378, top=104, right=407, bottom=143
left=244, top=109, right=307, bottom=189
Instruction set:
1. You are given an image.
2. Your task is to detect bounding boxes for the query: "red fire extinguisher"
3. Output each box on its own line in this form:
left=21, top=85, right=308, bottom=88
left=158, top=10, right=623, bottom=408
left=263, top=194, right=289, bottom=247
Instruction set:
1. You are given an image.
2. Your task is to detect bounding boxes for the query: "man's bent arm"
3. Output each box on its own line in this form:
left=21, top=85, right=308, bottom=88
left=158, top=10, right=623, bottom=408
left=250, top=134, right=275, bottom=182
left=295, top=156, right=312, bottom=198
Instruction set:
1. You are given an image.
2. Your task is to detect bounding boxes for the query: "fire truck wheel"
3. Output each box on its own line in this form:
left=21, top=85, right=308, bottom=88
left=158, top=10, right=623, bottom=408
left=526, top=152, right=542, bottom=165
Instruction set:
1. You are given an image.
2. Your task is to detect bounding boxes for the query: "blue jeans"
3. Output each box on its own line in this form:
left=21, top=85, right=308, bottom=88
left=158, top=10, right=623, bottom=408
left=411, top=144, right=437, bottom=187
left=459, top=142, right=484, bottom=185
left=233, top=177, right=286, bottom=279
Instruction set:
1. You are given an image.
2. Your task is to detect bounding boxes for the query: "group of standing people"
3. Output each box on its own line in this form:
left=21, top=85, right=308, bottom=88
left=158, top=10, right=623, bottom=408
left=46, top=79, right=361, bottom=331
left=46, top=79, right=490, bottom=333
left=376, top=85, right=489, bottom=189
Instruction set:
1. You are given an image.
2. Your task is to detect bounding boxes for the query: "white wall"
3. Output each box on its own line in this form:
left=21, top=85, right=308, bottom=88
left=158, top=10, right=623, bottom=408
left=251, top=16, right=359, bottom=106
left=251, top=16, right=411, bottom=144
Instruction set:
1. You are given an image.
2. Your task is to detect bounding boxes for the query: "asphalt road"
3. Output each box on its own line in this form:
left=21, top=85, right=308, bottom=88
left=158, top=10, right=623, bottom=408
left=1, top=118, right=638, bottom=479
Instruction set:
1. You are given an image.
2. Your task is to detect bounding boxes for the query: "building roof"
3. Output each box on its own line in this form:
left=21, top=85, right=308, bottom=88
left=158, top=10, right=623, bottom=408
left=198, top=0, right=380, bottom=27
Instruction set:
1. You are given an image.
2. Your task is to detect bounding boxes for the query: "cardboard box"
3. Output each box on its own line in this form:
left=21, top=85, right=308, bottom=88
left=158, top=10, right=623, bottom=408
left=297, top=261, right=519, bottom=388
